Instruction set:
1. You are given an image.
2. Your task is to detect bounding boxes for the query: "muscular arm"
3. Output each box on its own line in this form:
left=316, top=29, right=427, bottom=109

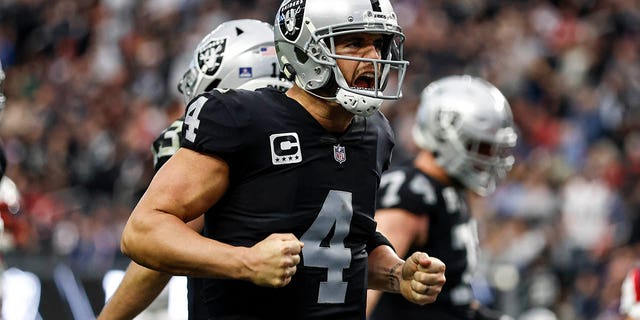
left=121, top=148, right=303, bottom=286
left=98, top=216, right=204, bottom=320
left=121, top=148, right=239, bottom=277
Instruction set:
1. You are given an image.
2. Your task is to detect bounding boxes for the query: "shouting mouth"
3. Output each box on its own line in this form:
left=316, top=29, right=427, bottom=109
left=352, top=74, right=376, bottom=91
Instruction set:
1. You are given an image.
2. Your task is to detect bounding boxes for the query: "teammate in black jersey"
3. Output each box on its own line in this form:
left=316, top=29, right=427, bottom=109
left=101, top=18, right=292, bottom=319
left=121, top=1, right=446, bottom=319
left=99, top=19, right=293, bottom=320
left=368, top=75, right=518, bottom=320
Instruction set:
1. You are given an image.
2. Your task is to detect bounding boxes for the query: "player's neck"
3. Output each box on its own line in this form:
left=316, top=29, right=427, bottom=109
left=414, top=151, right=453, bottom=185
left=287, top=85, right=354, bottom=133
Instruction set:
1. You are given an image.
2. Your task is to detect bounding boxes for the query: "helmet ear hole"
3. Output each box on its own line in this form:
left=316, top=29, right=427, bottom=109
left=294, top=47, right=308, bottom=63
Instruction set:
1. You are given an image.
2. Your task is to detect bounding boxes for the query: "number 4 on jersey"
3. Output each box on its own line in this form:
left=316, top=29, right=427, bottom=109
left=301, top=190, right=353, bottom=304
left=184, top=96, right=206, bottom=142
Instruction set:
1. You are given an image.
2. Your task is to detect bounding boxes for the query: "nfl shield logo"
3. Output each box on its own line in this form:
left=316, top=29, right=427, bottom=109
left=333, top=145, right=346, bottom=164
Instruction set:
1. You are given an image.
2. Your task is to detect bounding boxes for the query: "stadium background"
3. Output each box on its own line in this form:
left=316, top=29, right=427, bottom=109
left=0, top=0, right=639, bottom=319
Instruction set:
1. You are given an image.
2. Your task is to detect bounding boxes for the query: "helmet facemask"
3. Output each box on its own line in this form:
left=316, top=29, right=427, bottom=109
left=313, top=22, right=407, bottom=110
left=442, top=125, right=517, bottom=196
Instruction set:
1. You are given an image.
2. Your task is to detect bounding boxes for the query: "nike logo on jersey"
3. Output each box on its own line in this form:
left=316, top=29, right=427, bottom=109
left=270, top=132, right=302, bottom=165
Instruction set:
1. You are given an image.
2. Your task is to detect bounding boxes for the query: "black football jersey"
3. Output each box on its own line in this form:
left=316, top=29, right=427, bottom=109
left=371, top=164, right=478, bottom=319
left=151, top=117, right=184, bottom=172
left=180, top=88, right=394, bottom=320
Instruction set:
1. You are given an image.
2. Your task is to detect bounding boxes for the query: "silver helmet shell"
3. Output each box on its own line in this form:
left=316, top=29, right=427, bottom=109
left=274, top=0, right=408, bottom=116
left=413, top=75, right=518, bottom=196
left=178, top=19, right=291, bottom=104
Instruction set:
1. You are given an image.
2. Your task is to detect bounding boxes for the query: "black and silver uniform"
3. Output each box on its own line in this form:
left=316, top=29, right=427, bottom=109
left=370, top=163, right=479, bottom=320
left=180, top=87, right=394, bottom=320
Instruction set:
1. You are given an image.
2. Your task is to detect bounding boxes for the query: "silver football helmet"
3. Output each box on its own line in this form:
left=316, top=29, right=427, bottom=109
left=178, top=19, right=291, bottom=104
left=274, top=0, right=408, bottom=116
left=413, top=75, right=518, bottom=196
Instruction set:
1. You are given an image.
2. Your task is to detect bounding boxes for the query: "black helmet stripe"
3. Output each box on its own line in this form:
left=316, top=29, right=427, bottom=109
left=370, top=0, right=381, bottom=12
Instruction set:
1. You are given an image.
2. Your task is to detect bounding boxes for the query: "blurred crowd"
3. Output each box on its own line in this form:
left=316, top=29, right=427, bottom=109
left=0, top=0, right=639, bottom=319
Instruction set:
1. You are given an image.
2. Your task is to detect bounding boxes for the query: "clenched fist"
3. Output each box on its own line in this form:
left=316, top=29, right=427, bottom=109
left=400, top=252, right=446, bottom=305
left=243, top=233, right=304, bottom=287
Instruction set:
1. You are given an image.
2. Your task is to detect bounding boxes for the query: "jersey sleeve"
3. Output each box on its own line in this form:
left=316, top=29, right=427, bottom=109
left=374, top=111, right=396, bottom=174
left=366, top=230, right=396, bottom=253
left=180, top=90, right=250, bottom=164
left=381, top=119, right=395, bottom=173
left=151, top=118, right=183, bottom=172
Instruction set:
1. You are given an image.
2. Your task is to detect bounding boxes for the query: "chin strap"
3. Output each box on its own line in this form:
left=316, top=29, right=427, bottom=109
left=336, top=88, right=382, bottom=116
left=295, top=75, right=338, bottom=102
left=282, top=63, right=297, bottom=81
left=297, top=85, right=382, bottom=117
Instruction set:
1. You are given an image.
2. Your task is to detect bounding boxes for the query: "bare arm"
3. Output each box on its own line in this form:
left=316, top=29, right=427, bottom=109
left=98, top=216, right=205, bottom=320
left=97, top=263, right=171, bottom=320
left=374, top=208, right=427, bottom=258
left=366, top=244, right=405, bottom=292
left=121, top=148, right=303, bottom=287
left=367, top=208, right=441, bottom=317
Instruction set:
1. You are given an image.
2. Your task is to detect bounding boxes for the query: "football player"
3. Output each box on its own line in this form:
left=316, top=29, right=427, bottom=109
left=368, top=75, right=517, bottom=320
left=120, top=1, right=446, bottom=319
left=98, top=19, right=292, bottom=320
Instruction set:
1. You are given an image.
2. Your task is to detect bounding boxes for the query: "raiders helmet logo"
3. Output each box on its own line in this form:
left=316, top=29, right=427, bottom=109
left=278, top=0, right=305, bottom=41
left=197, top=38, right=227, bottom=76
left=434, top=109, right=460, bottom=141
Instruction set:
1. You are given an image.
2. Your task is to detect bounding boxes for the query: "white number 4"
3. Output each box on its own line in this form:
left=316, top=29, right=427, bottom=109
left=184, top=96, right=206, bottom=142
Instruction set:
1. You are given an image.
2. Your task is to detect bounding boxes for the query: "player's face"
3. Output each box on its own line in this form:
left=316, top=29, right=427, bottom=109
left=334, top=33, right=385, bottom=91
